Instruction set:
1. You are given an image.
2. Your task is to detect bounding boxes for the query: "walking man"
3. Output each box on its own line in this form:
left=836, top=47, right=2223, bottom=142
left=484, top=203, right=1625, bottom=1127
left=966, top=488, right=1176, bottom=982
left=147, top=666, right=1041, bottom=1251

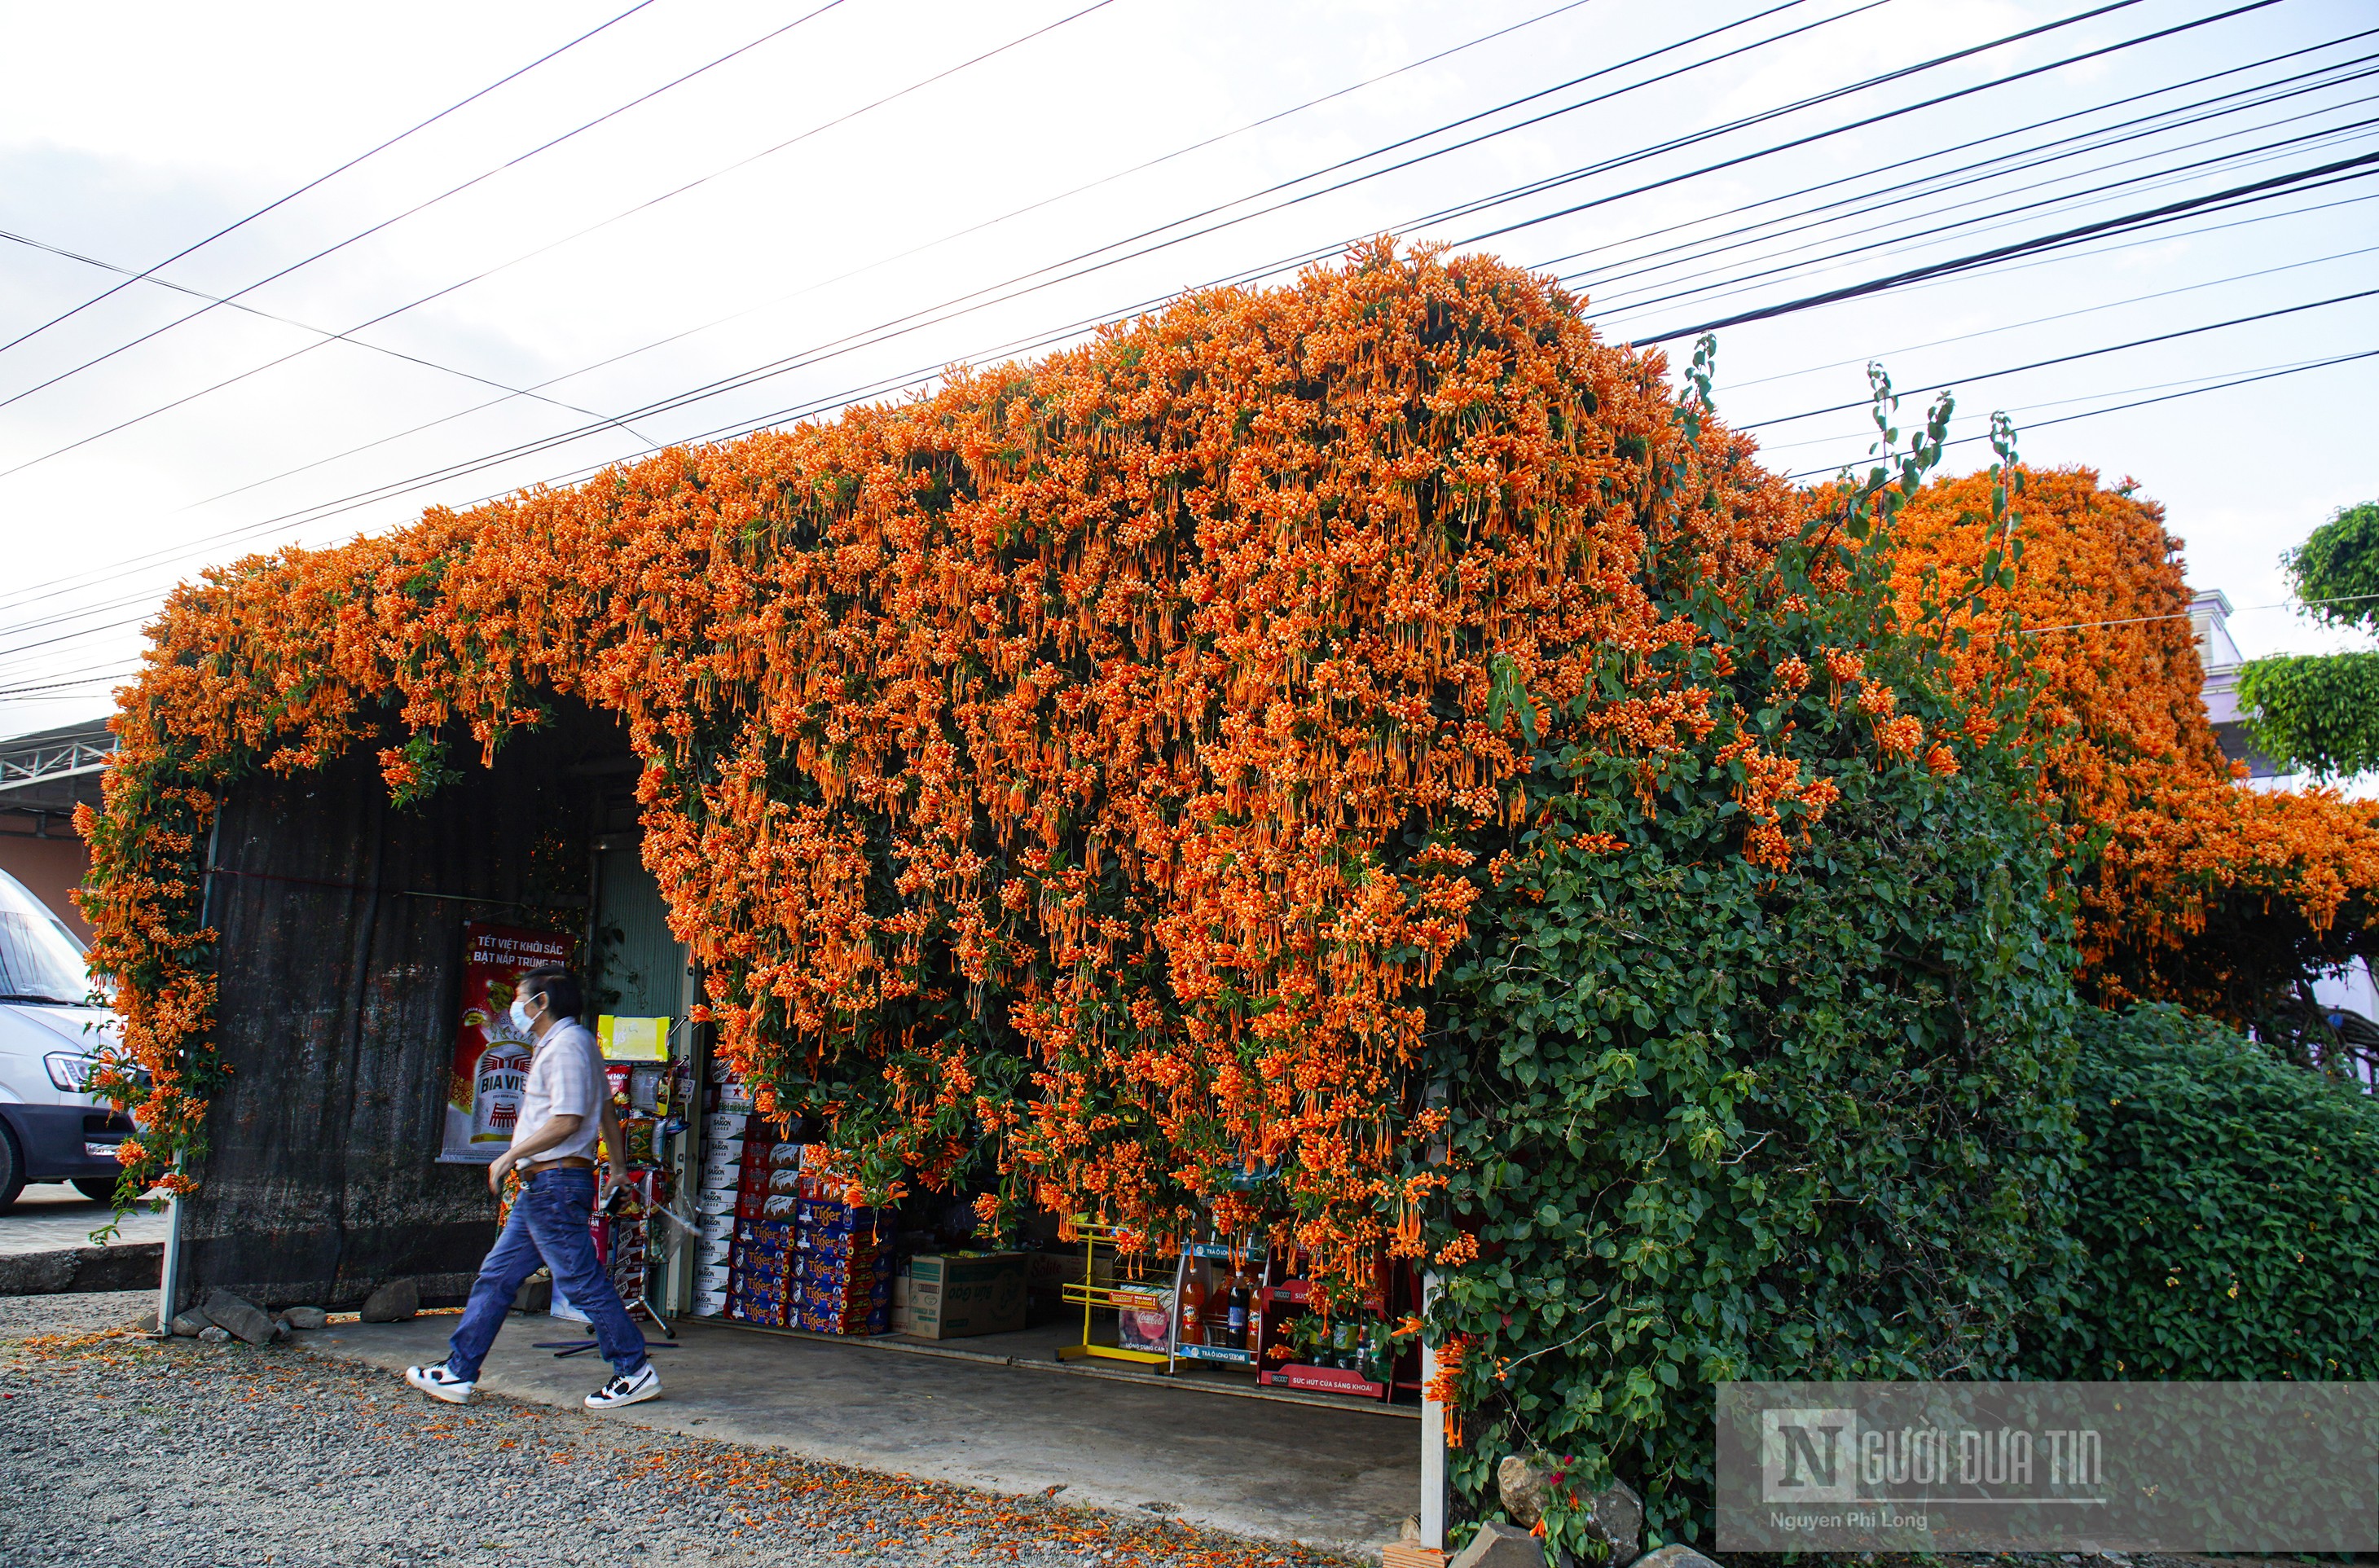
left=406, top=964, right=662, bottom=1409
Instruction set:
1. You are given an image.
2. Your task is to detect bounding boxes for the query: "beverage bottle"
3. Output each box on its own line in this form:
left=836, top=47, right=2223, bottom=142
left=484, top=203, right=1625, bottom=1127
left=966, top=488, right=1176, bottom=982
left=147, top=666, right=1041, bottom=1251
left=1330, top=1315, right=1357, bottom=1369
left=1225, top=1270, right=1252, bottom=1351
left=1176, top=1271, right=1207, bottom=1347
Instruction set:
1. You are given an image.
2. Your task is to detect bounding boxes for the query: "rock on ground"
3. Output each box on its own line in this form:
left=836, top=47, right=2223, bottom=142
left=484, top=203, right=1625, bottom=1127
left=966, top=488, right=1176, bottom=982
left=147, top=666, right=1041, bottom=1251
left=358, top=1278, right=418, bottom=1323
left=0, top=1292, right=1350, bottom=1568
left=1632, top=1548, right=1719, bottom=1568
left=1451, top=1522, right=1544, bottom=1568
left=201, top=1288, right=277, bottom=1346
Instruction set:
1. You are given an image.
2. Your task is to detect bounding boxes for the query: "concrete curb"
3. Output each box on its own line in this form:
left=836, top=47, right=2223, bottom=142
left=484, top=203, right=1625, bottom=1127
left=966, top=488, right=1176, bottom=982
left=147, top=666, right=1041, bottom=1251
left=0, top=1241, right=162, bottom=1297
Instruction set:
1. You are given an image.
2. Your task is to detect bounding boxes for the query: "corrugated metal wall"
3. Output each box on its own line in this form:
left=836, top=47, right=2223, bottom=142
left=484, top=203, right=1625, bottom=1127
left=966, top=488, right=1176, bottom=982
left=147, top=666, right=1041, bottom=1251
left=175, top=709, right=633, bottom=1310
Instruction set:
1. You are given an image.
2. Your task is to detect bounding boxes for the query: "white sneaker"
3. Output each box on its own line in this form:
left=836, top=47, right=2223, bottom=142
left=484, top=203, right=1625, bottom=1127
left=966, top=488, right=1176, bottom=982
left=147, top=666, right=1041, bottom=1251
left=585, top=1362, right=661, bottom=1410
left=404, top=1362, right=476, bottom=1404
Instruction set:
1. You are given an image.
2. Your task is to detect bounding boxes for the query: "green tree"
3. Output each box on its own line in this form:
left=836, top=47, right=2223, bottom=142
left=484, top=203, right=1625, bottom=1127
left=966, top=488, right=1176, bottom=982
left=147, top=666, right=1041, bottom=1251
left=2236, top=501, right=2379, bottom=776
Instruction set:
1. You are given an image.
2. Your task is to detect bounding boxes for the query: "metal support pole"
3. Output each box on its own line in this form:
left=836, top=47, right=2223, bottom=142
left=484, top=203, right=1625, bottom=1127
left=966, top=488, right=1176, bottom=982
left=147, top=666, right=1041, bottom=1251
left=1419, top=1267, right=1446, bottom=1551
left=154, top=1170, right=185, bottom=1329
left=156, top=809, right=221, bottom=1329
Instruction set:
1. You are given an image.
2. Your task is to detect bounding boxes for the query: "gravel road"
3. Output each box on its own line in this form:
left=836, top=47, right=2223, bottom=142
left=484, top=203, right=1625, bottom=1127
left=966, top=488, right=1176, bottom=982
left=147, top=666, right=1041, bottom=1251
left=0, top=1292, right=1348, bottom=1568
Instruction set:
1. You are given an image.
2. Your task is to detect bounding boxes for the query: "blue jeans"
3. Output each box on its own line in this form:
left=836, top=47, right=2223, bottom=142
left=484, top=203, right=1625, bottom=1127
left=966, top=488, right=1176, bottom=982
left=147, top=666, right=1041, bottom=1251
left=446, top=1166, right=649, bottom=1380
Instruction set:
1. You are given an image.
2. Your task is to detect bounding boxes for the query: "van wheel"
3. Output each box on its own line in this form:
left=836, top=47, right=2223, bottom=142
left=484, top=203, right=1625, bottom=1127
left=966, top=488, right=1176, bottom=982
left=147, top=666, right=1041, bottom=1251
left=0, top=1124, right=24, bottom=1214
left=73, top=1177, right=119, bottom=1203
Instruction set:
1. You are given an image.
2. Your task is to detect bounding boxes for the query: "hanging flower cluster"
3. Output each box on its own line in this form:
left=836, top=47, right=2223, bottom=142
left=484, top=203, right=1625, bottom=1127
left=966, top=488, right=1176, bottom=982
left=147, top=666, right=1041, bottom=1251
left=1892, top=466, right=2379, bottom=1016
left=75, top=243, right=1826, bottom=1285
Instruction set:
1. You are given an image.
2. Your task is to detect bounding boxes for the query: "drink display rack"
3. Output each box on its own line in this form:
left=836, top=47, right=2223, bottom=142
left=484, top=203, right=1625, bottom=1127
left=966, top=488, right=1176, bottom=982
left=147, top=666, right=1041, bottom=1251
left=1166, top=1241, right=1274, bottom=1373
left=1045, top=1216, right=1423, bottom=1405
left=1254, top=1256, right=1412, bottom=1403
left=1057, top=1219, right=1176, bottom=1369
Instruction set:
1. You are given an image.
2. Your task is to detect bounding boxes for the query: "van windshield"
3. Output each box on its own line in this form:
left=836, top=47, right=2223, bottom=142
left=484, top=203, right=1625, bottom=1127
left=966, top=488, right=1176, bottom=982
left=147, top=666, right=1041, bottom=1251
left=0, top=868, right=92, bottom=1007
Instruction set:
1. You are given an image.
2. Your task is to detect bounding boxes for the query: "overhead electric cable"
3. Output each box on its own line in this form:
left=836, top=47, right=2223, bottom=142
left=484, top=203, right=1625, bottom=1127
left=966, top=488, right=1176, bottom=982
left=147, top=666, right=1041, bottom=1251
left=148, top=0, right=1620, bottom=523
left=0, top=224, right=660, bottom=444
left=1717, top=239, right=2379, bottom=393
left=0, top=0, right=664, bottom=360
left=178, top=16, right=2379, bottom=547
left=1589, top=106, right=2379, bottom=321
left=0, top=0, right=2327, bottom=627
left=1554, top=49, right=2379, bottom=305
left=0, top=0, right=1128, bottom=481
left=1779, top=345, right=2379, bottom=481
left=1629, top=147, right=2379, bottom=344
left=1735, top=287, right=2379, bottom=430
left=1528, top=24, right=2379, bottom=278
left=1451, top=0, right=2274, bottom=248
left=0, top=0, right=858, bottom=412
left=181, top=0, right=2213, bottom=505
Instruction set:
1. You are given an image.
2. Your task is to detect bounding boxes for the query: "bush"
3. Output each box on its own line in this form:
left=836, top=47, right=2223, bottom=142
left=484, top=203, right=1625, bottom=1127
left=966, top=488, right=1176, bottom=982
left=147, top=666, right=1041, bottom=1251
left=2031, top=1003, right=2379, bottom=1380
left=1423, top=488, right=2084, bottom=1547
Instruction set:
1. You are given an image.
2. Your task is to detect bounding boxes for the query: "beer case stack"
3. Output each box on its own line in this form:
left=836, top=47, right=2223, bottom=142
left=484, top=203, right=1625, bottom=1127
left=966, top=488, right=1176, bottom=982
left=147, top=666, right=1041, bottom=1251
left=790, top=1174, right=894, bottom=1336
left=726, top=1138, right=807, bottom=1327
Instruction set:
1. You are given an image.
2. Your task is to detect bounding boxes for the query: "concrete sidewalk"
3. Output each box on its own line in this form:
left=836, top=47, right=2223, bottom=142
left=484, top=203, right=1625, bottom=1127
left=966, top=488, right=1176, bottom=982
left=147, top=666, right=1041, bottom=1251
left=0, top=1185, right=169, bottom=1254
left=303, top=1313, right=1418, bottom=1557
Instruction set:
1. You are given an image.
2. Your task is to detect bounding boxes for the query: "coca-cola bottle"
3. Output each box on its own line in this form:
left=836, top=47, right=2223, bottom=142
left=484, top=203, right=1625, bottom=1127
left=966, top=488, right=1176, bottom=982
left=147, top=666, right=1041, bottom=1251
left=1225, top=1269, right=1252, bottom=1351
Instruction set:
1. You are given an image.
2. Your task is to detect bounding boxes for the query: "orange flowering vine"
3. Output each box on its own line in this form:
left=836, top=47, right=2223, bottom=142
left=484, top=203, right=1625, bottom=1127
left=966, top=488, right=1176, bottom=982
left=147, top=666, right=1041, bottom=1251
left=76, top=243, right=1842, bottom=1298
left=1891, top=466, right=2379, bottom=1016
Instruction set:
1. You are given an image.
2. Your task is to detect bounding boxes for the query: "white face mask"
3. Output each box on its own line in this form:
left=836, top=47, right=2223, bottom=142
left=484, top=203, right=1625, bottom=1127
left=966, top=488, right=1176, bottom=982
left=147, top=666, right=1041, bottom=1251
left=509, top=994, right=538, bottom=1032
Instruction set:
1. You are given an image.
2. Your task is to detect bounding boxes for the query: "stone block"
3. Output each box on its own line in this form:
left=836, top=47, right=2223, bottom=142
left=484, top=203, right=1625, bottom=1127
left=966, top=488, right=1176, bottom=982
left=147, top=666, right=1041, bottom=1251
left=1499, top=1455, right=1549, bottom=1528
left=168, top=1311, right=207, bottom=1337
left=1450, top=1521, right=1544, bottom=1568
left=280, top=1305, right=328, bottom=1330
left=359, top=1278, right=419, bottom=1322
left=1579, top=1479, right=1644, bottom=1567
left=200, top=1288, right=276, bottom=1346
left=1632, top=1545, right=1721, bottom=1568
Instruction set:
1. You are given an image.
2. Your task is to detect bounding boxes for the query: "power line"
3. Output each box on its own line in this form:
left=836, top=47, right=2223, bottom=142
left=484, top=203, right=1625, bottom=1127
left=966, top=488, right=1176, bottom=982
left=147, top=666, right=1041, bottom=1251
left=0, top=0, right=858, bottom=415
left=1737, top=288, right=2379, bottom=433
left=0, top=0, right=1884, bottom=603
left=0, top=0, right=1137, bottom=488
left=1559, top=52, right=2379, bottom=310
left=1629, top=147, right=2379, bottom=345
left=0, top=0, right=1838, bottom=486
left=0, top=222, right=659, bottom=446
left=198, top=0, right=2223, bottom=511
left=128, top=0, right=1620, bottom=527
left=2023, top=591, right=2379, bottom=635
left=0, top=0, right=665, bottom=361
left=1531, top=24, right=2379, bottom=280
left=1779, top=345, right=2379, bottom=482
left=1716, top=239, right=2379, bottom=394
left=0, top=0, right=2339, bottom=647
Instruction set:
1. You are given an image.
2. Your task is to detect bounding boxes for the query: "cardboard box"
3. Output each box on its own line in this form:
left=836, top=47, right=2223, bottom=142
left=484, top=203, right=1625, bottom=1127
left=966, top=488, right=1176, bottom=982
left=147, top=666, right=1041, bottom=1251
left=904, top=1252, right=1028, bottom=1339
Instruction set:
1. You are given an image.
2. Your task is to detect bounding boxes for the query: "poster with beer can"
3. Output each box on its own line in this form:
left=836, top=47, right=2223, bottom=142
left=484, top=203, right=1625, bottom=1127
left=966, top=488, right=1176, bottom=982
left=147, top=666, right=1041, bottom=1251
left=438, top=922, right=576, bottom=1163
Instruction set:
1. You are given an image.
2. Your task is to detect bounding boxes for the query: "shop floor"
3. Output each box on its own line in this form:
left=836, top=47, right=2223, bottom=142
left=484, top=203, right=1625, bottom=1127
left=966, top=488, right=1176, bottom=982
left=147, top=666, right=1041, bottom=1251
left=759, top=1315, right=1418, bottom=1421
left=303, top=1310, right=1419, bottom=1556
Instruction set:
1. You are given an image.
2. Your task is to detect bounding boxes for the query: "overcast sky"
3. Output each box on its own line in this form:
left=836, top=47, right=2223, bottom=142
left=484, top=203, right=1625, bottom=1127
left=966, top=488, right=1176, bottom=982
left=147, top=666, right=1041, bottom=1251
left=2, top=0, right=2373, bottom=737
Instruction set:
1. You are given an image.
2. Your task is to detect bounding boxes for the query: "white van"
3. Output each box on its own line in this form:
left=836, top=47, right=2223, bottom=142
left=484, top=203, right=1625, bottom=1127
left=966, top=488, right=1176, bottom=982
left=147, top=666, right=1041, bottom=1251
left=0, top=867, right=132, bottom=1211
